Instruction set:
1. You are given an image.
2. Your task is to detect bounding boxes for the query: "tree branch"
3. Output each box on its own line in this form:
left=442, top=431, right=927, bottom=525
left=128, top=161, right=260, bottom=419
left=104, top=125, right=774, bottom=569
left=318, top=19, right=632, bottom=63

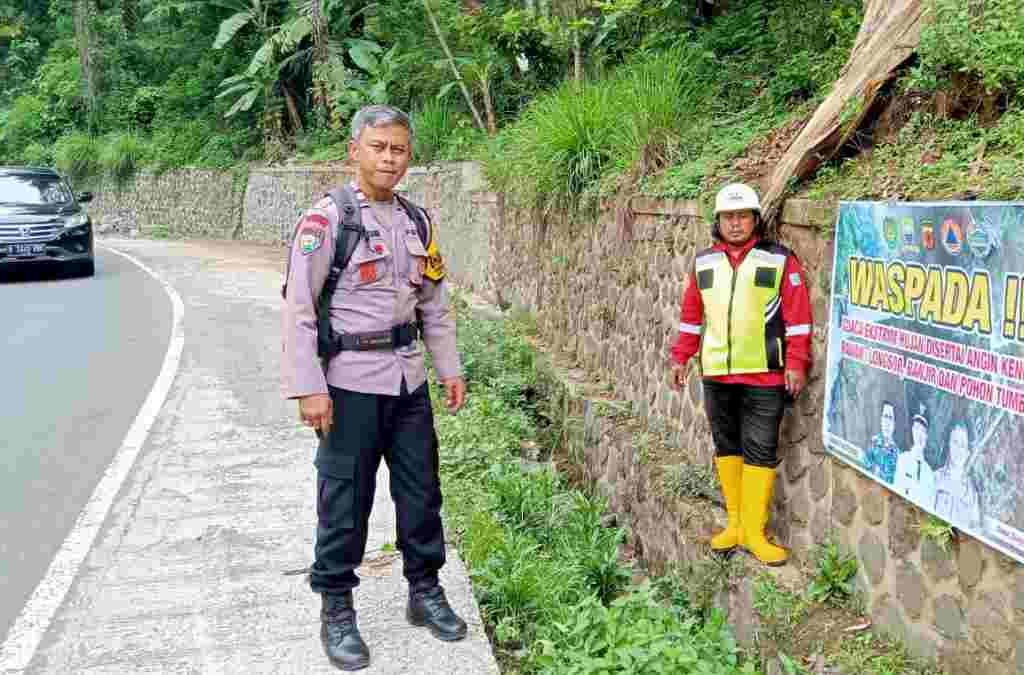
left=422, top=0, right=487, bottom=134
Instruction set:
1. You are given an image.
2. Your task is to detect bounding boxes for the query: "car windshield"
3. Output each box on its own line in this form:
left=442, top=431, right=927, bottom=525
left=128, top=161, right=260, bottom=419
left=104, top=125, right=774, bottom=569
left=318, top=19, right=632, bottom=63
left=0, top=174, right=73, bottom=205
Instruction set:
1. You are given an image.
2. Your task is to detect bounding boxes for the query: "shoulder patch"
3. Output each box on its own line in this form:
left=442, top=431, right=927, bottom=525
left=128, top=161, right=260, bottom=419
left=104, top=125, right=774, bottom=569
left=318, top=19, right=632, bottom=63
left=298, top=227, right=325, bottom=255
left=424, top=235, right=446, bottom=281
left=301, top=210, right=329, bottom=230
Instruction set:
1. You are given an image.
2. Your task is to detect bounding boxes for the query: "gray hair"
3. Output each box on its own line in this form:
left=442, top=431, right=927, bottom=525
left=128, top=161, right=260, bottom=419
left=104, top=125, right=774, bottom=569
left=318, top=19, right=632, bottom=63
left=350, top=105, right=414, bottom=143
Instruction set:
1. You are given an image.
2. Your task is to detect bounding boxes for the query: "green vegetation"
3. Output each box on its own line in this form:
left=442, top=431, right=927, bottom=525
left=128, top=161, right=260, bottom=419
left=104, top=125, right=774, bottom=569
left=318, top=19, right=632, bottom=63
left=431, top=296, right=755, bottom=674
left=660, top=461, right=720, bottom=501
left=752, top=549, right=940, bottom=675
left=434, top=301, right=949, bottom=674
left=486, top=0, right=863, bottom=209
left=805, top=0, right=1024, bottom=202
left=832, top=632, right=944, bottom=675
left=912, top=0, right=1024, bottom=95
left=4, top=0, right=1020, bottom=206
left=753, top=574, right=808, bottom=647
left=802, top=108, right=1024, bottom=202
left=806, top=541, right=858, bottom=608
left=917, top=514, right=957, bottom=552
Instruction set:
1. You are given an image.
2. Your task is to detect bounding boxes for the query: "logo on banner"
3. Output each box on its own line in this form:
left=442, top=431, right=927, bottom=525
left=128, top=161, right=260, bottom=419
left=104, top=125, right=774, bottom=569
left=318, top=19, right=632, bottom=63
left=883, top=218, right=899, bottom=249
left=920, top=220, right=936, bottom=250
left=901, top=217, right=919, bottom=255
left=968, top=225, right=993, bottom=259
left=941, top=218, right=964, bottom=255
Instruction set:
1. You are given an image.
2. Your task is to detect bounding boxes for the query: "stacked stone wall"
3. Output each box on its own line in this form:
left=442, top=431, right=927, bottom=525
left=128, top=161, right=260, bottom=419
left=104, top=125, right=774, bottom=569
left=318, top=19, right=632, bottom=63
left=88, top=170, right=245, bottom=239
left=86, top=161, right=1024, bottom=669
left=487, top=192, right=1024, bottom=671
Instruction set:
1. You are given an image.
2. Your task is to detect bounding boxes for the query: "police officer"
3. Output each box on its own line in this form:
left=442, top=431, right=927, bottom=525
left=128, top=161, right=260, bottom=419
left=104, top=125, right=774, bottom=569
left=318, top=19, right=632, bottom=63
left=282, top=105, right=468, bottom=671
left=669, top=183, right=813, bottom=566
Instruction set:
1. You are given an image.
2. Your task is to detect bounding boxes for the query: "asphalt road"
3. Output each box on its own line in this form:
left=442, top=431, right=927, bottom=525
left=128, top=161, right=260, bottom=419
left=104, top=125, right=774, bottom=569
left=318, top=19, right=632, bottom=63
left=0, top=247, right=172, bottom=643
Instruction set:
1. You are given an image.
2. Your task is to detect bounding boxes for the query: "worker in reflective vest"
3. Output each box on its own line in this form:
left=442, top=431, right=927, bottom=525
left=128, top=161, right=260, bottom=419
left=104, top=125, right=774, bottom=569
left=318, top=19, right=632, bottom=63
left=669, top=183, right=813, bottom=566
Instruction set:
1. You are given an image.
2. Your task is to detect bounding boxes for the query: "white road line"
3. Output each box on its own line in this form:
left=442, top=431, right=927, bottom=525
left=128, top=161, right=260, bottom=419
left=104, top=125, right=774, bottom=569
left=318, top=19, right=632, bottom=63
left=0, top=244, right=185, bottom=673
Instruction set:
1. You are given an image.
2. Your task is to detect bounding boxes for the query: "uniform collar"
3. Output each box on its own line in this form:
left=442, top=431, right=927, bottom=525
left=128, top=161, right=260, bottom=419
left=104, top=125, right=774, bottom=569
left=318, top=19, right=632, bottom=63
left=350, top=180, right=395, bottom=206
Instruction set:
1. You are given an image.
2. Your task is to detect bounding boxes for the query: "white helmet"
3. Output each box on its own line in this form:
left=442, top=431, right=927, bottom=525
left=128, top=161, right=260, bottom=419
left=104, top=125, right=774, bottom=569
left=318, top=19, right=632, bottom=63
left=714, top=183, right=761, bottom=215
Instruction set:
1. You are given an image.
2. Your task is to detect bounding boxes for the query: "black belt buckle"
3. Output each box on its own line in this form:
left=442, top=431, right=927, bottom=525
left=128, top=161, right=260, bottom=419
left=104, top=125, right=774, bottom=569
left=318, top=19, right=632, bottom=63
left=357, top=333, right=393, bottom=350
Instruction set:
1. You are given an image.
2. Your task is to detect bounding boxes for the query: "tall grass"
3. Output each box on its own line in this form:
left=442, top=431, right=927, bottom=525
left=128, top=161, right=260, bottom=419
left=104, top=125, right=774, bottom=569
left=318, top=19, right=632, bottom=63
left=413, top=101, right=455, bottom=163
left=100, top=132, right=145, bottom=185
left=484, top=0, right=865, bottom=205
left=53, top=133, right=101, bottom=183
left=486, top=45, right=712, bottom=210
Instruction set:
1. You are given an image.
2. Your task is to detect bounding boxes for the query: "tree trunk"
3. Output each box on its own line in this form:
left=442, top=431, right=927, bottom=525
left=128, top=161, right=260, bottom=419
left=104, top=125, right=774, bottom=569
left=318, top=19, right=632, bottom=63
left=760, top=0, right=926, bottom=231
left=309, top=0, right=330, bottom=115
left=281, top=83, right=304, bottom=134
left=480, top=71, right=497, bottom=135
left=423, top=0, right=487, bottom=134
left=74, top=0, right=99, bottom=124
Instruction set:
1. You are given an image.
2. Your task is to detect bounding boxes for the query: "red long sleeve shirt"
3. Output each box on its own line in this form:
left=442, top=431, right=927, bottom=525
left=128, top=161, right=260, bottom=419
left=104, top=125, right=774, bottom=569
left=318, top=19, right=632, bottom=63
left=669, top=237, right=813, bottom=387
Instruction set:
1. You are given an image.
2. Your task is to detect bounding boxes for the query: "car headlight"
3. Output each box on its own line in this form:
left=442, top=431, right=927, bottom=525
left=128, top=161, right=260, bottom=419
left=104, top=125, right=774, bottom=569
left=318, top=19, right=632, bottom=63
left=61, top=214, right=91, bottom=238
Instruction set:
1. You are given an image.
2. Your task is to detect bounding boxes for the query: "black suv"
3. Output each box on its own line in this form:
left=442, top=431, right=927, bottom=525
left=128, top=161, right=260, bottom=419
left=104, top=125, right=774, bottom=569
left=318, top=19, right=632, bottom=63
left=0, top=167, right=95, bottom=276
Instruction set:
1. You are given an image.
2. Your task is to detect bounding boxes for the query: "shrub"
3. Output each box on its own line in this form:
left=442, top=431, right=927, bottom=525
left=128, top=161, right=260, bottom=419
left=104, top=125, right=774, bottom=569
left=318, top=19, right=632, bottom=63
left=53, top=133, right=101, bottom=183
left=1, top=95, right=48, bottom=157
left=147, top=121, right=213, bottom=171
left=916, top=0, right=1024, bottom=96
left=807, top=541, right=858, bottom=607
left=20, top=142, right=54, bottom=168
left=100, top=132, right=145, bottom=185
left=530, top=588, right=751, bottom=674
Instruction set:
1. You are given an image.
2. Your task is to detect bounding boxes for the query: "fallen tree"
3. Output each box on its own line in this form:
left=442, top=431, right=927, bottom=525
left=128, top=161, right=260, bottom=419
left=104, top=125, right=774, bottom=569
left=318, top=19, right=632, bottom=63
left=761, top=0, right=928, bottom=231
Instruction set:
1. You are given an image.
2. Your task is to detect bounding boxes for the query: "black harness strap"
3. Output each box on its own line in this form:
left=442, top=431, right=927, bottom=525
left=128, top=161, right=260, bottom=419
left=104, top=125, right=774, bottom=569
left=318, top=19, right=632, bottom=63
left=314, top=186, right=432, bottom=363
left=316, top=186, right=365, bottom=360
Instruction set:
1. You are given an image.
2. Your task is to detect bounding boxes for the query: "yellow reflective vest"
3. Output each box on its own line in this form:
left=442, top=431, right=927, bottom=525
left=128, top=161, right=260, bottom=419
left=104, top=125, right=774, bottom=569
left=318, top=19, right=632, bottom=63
left=694, top=242, right=791, bottom=376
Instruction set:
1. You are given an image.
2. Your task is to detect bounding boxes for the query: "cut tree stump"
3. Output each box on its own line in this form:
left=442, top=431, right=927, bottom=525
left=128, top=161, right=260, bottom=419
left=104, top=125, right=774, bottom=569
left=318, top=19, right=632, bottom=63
left=760, top=0, right=928, bottom=231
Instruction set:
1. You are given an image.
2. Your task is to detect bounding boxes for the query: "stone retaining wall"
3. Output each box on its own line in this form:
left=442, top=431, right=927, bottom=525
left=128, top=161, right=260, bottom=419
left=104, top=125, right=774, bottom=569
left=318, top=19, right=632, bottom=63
left=87, top=162, right=493, bottom=293
left=86, top=161, right=1024, bottom=669
left=486, top=193, right=1024, bottom=672
left=88, top=170, right=245, bottom=239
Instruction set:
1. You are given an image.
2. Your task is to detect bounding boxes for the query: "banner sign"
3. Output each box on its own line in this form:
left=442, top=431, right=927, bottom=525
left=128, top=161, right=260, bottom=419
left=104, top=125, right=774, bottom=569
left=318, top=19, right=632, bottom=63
left=823, top=201, right=1024, bottom=564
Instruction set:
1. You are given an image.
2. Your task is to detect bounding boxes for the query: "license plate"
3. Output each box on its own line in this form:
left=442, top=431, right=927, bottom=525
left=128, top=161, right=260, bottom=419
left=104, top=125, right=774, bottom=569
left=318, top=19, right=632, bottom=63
left=8, top=243, right=45, bottom=256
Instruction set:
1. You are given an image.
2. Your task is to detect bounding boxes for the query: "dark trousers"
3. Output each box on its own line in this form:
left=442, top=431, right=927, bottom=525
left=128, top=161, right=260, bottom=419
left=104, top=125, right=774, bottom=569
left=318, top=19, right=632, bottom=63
left=310, top=380, right=445, bottom=595
left=703, top=380, right=787, bottom=468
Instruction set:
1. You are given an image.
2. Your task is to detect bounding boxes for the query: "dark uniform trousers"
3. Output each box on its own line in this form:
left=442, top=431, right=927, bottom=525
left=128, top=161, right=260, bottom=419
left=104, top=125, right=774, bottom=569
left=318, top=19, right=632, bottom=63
left=311, top=380, right=445, bottom=595
left=703, top=381, right=787, bottom=468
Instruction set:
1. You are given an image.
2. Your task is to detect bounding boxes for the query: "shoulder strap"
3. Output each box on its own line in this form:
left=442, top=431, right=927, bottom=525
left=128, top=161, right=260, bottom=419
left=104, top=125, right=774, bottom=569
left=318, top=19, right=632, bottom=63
left=394, top=192, right=430, bottom=246
left=326, top=185, right=366, bottom=270
left=316, top=185, right=366, bottom=360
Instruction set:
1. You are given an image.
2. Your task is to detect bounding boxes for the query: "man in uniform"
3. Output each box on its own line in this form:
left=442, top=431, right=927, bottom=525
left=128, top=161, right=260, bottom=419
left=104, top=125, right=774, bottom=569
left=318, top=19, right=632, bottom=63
left=864, top=400, right=900, bottom=484
left=669, top=183, right=812, bottom=566
left=282, top=105, right=468, bottom=671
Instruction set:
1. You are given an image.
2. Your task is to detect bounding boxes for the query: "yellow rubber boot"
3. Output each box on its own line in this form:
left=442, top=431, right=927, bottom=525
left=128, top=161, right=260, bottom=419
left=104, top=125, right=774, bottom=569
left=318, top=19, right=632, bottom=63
left=741, top=464, right=789, bottom=566
left=711, top=456, right=744, bottom=552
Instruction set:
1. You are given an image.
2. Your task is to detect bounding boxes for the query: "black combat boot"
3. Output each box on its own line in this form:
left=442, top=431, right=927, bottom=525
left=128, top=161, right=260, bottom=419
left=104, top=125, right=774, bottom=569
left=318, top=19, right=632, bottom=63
left=406, top=584, right=468, bottom=642
left=320, top=592, right=370, bottom=671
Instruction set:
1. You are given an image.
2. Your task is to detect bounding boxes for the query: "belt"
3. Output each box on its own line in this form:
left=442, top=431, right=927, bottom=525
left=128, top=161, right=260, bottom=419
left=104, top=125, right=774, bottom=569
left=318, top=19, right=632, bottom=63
left=336, top=322, right=420, bottom=351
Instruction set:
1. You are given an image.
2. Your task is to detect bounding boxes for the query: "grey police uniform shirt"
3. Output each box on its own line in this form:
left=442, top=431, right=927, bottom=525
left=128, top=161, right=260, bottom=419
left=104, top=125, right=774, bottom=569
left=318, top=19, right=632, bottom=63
left=281, top=182, right=461, bottom=398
